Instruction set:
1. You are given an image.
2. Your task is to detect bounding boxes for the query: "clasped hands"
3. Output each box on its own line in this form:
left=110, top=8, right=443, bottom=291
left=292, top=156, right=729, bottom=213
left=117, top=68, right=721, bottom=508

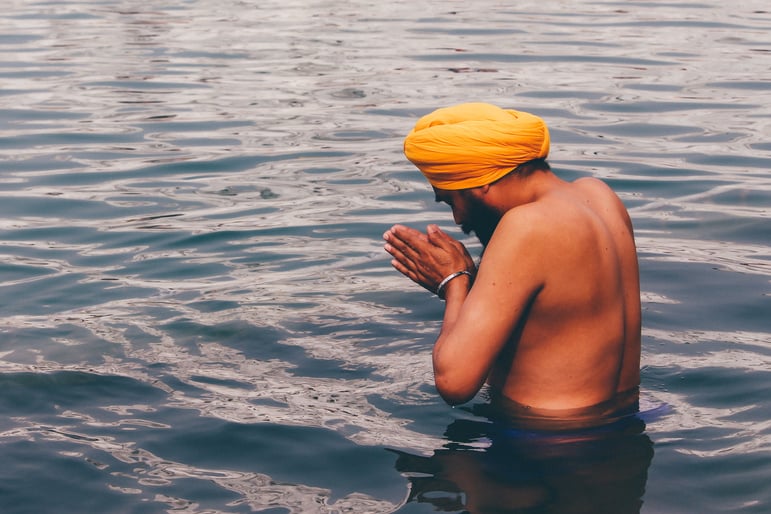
left=383, top=224, right=476, bottom=298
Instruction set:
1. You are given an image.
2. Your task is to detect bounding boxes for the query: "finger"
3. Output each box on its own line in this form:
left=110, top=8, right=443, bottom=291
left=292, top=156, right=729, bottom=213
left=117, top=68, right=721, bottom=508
left=385, top=234, right=417, bottom=262
left=385, top=224, right=413, bottom=240
left=387, top=227, right=429, bottom=261
left=426, top=224, right=464, bottom=253
left=390, top=258, right=419, bottom=283
left=386, top=235, right=434, bottom=277
left=390, top=224, right=423, bottom=237
left=391, top=255, right=428, bottom=288
left=386, top=239, right=434, bottom=285
left=426, top=224, right=450, bottom=246
left=391, top=224, right=431, bottom=247
left=384, top=242, right=414, bottom=271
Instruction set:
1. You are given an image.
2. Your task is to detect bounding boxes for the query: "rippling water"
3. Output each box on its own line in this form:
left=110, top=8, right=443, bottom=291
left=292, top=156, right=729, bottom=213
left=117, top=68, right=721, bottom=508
left=0, top=1, right=769, bottom=512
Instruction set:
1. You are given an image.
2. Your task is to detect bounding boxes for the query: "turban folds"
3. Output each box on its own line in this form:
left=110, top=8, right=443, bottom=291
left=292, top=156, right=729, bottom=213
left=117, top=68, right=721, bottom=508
left=403, top=103, right=550, bottom=190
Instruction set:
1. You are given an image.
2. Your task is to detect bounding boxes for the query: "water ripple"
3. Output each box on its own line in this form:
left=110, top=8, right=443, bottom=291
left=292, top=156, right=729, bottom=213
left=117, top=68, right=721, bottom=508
left=0, top=0, right=770, bottom=512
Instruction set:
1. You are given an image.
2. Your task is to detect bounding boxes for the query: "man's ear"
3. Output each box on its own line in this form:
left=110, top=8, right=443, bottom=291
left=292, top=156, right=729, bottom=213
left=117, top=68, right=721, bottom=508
left=460, top=184, right=489, bottom=201
left=470, top=184, right=490, bottom=198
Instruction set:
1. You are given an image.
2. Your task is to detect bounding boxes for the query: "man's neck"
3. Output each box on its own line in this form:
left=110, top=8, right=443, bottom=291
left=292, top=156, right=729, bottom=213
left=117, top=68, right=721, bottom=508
left=492, top=169, right=563, bottom=212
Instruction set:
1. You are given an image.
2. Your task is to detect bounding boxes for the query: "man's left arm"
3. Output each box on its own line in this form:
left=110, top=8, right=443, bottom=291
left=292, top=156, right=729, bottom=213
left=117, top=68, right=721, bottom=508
left=384, top=216, right=543, bottom=405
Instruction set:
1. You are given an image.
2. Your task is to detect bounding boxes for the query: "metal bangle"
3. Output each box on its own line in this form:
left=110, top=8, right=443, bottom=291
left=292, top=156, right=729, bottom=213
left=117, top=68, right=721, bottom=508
left=435, top=270, right=472, bottom=298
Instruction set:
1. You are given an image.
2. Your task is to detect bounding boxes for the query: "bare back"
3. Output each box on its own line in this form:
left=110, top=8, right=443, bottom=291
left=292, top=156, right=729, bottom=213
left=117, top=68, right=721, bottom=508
left=485, top=177, right=641, bottom=411
left=385, top=170, right=642, bottom=414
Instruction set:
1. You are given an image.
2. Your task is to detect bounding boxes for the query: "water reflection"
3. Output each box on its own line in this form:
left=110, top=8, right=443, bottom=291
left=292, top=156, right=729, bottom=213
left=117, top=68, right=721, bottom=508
left=394, top=414, right=654, bottom=514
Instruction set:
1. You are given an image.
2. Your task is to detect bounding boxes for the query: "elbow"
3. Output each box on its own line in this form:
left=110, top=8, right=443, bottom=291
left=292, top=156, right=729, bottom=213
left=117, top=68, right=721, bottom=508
left=434, top=372, right=480, bottom=406
left=432, top=342, right=487, bottom=405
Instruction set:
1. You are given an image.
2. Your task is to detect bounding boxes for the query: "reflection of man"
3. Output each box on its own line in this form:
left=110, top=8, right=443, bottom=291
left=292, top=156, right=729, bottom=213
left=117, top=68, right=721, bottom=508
left=383, top=103, right=641, bottom=415
left=392, top=414, right=654, bottom=514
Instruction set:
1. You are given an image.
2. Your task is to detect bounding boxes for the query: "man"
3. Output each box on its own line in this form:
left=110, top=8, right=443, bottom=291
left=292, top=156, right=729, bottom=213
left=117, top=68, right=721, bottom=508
left=383, top=103, right=641, bottom=419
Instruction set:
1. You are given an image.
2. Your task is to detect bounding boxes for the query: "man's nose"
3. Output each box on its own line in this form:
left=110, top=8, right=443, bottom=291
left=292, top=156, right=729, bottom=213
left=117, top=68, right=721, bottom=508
left=452, top=209, right=463, bottom=226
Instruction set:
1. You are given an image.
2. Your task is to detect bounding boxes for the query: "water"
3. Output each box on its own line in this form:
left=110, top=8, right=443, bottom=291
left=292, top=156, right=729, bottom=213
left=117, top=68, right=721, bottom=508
left=0, top=0, right=769, bottom=512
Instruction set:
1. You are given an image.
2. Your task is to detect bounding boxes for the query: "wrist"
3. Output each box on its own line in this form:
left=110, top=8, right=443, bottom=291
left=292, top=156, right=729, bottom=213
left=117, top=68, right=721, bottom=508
left=442, top=275, right=471, bottom=301
left=436, top=270, right=473, bottom=300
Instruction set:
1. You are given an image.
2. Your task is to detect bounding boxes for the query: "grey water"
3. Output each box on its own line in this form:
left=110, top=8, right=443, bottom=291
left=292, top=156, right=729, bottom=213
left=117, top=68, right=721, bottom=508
left=0, top=0, right=769, bottom=512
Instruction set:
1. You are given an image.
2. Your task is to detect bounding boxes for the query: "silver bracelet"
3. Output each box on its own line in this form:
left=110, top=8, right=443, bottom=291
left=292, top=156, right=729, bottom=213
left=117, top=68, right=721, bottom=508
left=435, top=270, right=472, bottom=298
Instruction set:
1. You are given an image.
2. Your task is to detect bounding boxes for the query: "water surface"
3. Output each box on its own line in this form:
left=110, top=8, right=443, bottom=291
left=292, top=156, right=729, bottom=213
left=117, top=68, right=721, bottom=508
left=0, top=1, right=769, bottom=512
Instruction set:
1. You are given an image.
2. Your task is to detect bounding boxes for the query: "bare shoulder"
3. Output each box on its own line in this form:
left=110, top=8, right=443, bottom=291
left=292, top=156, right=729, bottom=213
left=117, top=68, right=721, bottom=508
left=573, top=176, right=621, bottom=201
left=491, top=193, right=584, bottom=249
left=479, top=203, right=561, bottom=285
left=574, top=176, right=611, bottom=189
left=493, top=202, right=557, bottom=246
left=573, top=177, right=634, bottom=229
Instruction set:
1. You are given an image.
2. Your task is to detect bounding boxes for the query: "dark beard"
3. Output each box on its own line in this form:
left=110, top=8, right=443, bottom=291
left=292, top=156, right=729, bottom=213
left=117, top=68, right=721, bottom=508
left=461, top=199, right=501, bottom=247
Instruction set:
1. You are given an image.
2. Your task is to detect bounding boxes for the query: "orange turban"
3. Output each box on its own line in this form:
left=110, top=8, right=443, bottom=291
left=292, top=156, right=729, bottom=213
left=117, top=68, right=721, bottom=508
left=403, top=103, right=550, bottom=190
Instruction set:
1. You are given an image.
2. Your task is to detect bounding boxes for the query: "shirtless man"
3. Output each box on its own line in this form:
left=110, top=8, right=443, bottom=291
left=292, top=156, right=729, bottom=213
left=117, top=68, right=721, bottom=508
left=383, top=103, right=641, bottom=416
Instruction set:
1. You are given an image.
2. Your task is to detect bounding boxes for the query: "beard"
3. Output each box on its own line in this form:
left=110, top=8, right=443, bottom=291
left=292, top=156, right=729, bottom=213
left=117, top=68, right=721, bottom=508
left=461, top=196, right=501, bottom=247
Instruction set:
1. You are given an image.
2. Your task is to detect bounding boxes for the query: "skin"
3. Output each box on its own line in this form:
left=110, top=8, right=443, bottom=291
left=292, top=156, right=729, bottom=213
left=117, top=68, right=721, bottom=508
left=383, top=165, right=641, bottom=412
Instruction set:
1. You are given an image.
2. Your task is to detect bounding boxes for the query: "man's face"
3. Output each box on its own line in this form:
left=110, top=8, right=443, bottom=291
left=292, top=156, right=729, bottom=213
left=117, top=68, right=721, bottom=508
left=434, top=187, right=501, bottom=246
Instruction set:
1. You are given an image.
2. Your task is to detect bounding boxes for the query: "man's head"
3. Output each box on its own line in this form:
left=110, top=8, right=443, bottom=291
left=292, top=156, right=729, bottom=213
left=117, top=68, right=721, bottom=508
left=403, top=102, right=550, bottom=191
left=432, top=159, right=550, bottom=246
left=433, top=185, right=501, bottom=246
left=404, top=103, right=550, bottom=244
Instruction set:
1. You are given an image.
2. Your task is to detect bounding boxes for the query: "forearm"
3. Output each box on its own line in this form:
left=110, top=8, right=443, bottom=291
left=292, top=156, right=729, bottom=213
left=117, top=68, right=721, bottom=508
left=382, top=223, right=483, bottom=403
left=433, top=274, right=478, bottom=404
left=438, top=274, right=472, bottom=334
